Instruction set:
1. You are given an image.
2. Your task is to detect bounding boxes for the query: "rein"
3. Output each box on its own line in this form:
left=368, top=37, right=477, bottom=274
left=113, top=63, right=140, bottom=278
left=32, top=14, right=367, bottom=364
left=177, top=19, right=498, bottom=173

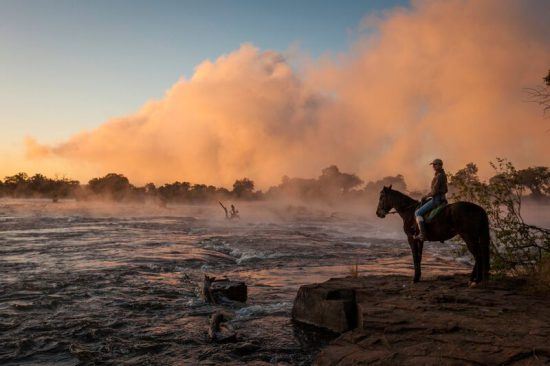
left=386, top=202, right=418, bottom=215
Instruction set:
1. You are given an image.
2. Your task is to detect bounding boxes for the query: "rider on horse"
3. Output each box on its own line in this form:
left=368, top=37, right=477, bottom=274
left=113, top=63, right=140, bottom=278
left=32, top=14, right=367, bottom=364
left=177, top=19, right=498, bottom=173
left=415, top=158, right=448, bottom=241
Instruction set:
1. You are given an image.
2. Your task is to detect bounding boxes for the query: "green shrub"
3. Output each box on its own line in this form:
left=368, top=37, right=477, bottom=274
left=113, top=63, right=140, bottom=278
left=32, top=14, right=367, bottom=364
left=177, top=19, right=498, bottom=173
left=450, top=158, right=550, bottom=275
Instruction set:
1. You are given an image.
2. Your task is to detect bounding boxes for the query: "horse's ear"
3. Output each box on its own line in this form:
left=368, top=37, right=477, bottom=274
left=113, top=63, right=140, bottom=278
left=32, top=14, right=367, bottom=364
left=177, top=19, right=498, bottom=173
left=389, top=184, right=392, bottom=190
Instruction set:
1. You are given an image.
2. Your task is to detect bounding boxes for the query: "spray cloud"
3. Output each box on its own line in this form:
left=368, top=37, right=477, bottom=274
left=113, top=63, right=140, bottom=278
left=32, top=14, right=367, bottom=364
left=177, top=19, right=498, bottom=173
left=26, top=0, right=550, bottom=189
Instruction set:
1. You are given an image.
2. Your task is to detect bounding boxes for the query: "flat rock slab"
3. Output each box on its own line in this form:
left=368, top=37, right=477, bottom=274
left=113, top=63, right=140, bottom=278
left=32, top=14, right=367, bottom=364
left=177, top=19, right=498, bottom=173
left=293, top=274, right=550, bottom=365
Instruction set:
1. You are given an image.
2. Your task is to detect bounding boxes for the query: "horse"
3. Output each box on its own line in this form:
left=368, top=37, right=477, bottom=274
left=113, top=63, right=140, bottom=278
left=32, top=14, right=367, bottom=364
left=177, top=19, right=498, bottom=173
left=375, top=185, right=490, bottom=285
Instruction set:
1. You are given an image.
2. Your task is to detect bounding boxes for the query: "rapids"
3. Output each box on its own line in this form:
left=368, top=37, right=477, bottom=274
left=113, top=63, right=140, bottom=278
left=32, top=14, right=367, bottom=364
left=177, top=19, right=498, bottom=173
left=0, top=199, right=475, bottom=365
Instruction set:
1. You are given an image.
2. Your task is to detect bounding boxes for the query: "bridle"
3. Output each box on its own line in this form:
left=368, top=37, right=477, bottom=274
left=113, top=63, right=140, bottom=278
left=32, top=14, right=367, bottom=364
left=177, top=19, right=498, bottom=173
left=378, top=190, right=418, bottom=216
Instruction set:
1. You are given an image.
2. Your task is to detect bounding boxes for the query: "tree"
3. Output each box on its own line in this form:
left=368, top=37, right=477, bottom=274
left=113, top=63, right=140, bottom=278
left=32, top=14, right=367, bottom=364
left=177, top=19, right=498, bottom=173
left=88, top=173, right=132, bottom=201
left=54, top=177, right=80, bottom=198
left=158, top=181, right=190, bottom=202
left=4, top=172, right=29, bottom=186
left=525, top=69, right=550, bottom=115
left=516, top=167, right=550, bottom=199
left=28, top=174, right=53, bottom=195
left=0, top=172, right=79, bottom=198
left=318, top=165, right=364, bottom=194
left=3, top=172, right=30, bottom=197
left=449, top=163, right=483, bottom=201
left=144, top=183, right=157, bottom=195
left=232, top=178, right=255, bottom=198
left=451, top=159, right=550, bottom=274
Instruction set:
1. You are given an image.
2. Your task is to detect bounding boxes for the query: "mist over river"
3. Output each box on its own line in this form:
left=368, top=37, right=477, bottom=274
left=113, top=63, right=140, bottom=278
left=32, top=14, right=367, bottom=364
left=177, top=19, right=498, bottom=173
left=1, top=198, right=530, bottom=365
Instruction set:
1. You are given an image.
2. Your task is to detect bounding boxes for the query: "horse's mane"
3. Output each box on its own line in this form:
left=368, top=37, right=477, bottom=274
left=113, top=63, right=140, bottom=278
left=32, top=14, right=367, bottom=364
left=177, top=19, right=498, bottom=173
left=388, top=188, right=419, bottom=205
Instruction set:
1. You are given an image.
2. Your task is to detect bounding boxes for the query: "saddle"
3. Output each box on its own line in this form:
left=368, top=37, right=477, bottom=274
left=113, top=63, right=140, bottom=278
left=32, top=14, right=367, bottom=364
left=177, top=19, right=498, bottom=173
left=423, top=200, right=448, bottom=223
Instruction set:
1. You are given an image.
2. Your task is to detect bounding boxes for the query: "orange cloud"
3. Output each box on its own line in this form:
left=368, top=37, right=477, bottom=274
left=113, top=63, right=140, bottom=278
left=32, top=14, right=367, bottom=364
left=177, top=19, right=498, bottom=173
left=27, top=0, right=550, bottom=189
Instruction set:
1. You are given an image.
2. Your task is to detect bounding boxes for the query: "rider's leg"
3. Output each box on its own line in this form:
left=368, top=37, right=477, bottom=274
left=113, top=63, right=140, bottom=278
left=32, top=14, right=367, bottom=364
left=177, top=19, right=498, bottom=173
left=414, top=199, right=435, bottom=241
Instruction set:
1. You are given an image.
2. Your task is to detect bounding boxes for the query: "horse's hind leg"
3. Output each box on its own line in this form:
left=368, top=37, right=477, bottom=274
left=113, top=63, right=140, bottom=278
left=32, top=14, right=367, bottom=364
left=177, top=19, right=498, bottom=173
left=461, top=234, right=482, bottom=284
left=469, top=235, right=490, bottom=284
left=470, top=262, right=478, bottom=283
left=480, top=226, right=491, bottom=282
left=481, top=243, right=490, bottom=282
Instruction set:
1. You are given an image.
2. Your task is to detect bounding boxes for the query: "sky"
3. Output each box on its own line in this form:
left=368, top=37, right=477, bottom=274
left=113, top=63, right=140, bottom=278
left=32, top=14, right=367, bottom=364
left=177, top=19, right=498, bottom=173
left=0, top=0, right=405, bottom=146
left=1, top=0, right=549, bottom=189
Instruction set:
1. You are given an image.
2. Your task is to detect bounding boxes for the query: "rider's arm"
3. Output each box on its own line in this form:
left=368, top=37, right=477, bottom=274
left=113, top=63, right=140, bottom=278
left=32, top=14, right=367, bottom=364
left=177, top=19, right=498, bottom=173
left=430, top=172, right=445, bottom=196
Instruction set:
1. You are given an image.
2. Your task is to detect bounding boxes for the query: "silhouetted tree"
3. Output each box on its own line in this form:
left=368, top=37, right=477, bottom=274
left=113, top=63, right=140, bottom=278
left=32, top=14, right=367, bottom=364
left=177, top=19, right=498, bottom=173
left=144, top=183, right=157, bottom=195
left=451, top=159, right=550, bottom=274
left=88, top=173, right=132, bottom=201
left=526, top=69, right=550, bottom=114
left=266, top=176, right=318, bottom=199
left=232, top=178, right=255, bottom=198
left=449, top=163, right=482, bottom=201
left=158, top=181, right=191, bottom=202
left=318, top=165, right=364, bottom=194
left=216, top=187, right=231, bottom=196
left=516, top=167, right=550, bottom=199
left=1, top=172, right=78, bottom=198
left=3, top=173, right=31, bottom=197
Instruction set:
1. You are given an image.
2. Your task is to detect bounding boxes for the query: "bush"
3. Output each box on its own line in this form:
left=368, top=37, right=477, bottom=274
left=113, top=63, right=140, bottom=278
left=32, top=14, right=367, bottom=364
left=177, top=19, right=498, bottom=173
left=450, top=158, right=550, bottom=275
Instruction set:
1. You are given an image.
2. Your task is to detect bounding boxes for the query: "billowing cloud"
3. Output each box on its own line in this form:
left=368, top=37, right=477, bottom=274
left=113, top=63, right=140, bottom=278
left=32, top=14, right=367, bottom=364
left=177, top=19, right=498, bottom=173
left=27, top=0, right=550, bottom=188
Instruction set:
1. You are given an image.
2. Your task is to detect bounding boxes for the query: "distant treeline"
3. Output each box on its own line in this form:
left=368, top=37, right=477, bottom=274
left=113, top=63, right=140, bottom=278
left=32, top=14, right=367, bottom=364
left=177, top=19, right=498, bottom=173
left=0, top=163, right=548, bottom=204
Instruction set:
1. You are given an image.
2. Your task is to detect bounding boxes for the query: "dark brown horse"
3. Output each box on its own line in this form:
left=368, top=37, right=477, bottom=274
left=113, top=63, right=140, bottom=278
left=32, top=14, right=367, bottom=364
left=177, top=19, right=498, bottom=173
left=376, top=185, right=490, bottom=284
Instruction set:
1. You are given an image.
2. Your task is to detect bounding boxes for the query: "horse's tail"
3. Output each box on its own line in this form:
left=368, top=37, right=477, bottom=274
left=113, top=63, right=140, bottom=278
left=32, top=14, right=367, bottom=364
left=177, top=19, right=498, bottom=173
left=479, top=210, right=491, bottom=280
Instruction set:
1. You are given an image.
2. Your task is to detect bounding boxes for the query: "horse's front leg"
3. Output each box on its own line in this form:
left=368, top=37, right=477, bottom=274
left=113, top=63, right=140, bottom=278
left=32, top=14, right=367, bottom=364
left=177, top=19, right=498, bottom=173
left=408, top=236, right=423, bottom=282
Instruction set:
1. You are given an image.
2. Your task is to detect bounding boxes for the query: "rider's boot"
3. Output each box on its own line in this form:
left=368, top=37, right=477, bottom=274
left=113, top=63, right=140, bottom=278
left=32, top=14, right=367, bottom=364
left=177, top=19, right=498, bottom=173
left=414, top=217, right=427, bottom=241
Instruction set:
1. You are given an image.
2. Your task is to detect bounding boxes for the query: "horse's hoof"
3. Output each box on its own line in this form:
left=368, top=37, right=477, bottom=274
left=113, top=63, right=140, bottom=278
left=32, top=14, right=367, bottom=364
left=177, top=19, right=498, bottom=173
left=468, top=281, right=478, bottom=288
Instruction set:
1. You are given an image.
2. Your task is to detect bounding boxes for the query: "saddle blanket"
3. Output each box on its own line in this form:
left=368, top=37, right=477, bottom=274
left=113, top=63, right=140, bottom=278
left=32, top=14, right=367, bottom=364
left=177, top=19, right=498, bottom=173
left=424, top=202, right=447, bottom=223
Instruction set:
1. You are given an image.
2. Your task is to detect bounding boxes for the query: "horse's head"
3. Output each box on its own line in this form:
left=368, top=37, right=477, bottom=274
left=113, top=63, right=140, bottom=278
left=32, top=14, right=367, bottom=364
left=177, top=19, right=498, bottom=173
left=376, top=185, right=393, bottom=218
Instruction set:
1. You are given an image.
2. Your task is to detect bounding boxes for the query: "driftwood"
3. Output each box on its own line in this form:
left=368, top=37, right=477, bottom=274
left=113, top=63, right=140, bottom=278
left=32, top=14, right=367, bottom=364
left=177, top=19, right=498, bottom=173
left=202, top=275, right=247, bottom=304
left=219, top=201, right=229, bottom=219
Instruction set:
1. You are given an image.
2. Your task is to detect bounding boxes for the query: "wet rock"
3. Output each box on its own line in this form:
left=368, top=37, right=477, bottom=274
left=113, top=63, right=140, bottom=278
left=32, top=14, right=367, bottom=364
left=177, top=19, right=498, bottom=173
left=208, top=311, right=237, bottom=343
left=202, top=275, right=248, bottom=304
left=292, top=277, right=364, bottom=333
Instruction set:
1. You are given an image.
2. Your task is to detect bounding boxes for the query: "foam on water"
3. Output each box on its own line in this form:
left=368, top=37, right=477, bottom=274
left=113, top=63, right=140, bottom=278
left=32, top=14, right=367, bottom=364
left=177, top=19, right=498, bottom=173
left=235, top=302, right=292, bottom=319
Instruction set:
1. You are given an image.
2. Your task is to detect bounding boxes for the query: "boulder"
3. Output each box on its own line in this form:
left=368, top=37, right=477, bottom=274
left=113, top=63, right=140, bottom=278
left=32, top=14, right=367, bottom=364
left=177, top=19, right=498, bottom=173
left=292, top=277, right=365, bottom=333
left=202, top=275, right=247, bottom=304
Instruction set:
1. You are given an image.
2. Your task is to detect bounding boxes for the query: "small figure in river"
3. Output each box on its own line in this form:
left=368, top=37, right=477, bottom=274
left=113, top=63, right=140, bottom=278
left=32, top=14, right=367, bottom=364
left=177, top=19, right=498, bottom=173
left=414, top=158, right=448, bottom=241
left=230, top=204, right=239, bottom=219
left=219, top=202, right=240, bottom=220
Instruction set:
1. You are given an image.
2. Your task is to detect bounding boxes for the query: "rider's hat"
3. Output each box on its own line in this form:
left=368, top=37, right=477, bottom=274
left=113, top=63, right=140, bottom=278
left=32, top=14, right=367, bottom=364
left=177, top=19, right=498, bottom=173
left=429, top=158, right=443, bottom=166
